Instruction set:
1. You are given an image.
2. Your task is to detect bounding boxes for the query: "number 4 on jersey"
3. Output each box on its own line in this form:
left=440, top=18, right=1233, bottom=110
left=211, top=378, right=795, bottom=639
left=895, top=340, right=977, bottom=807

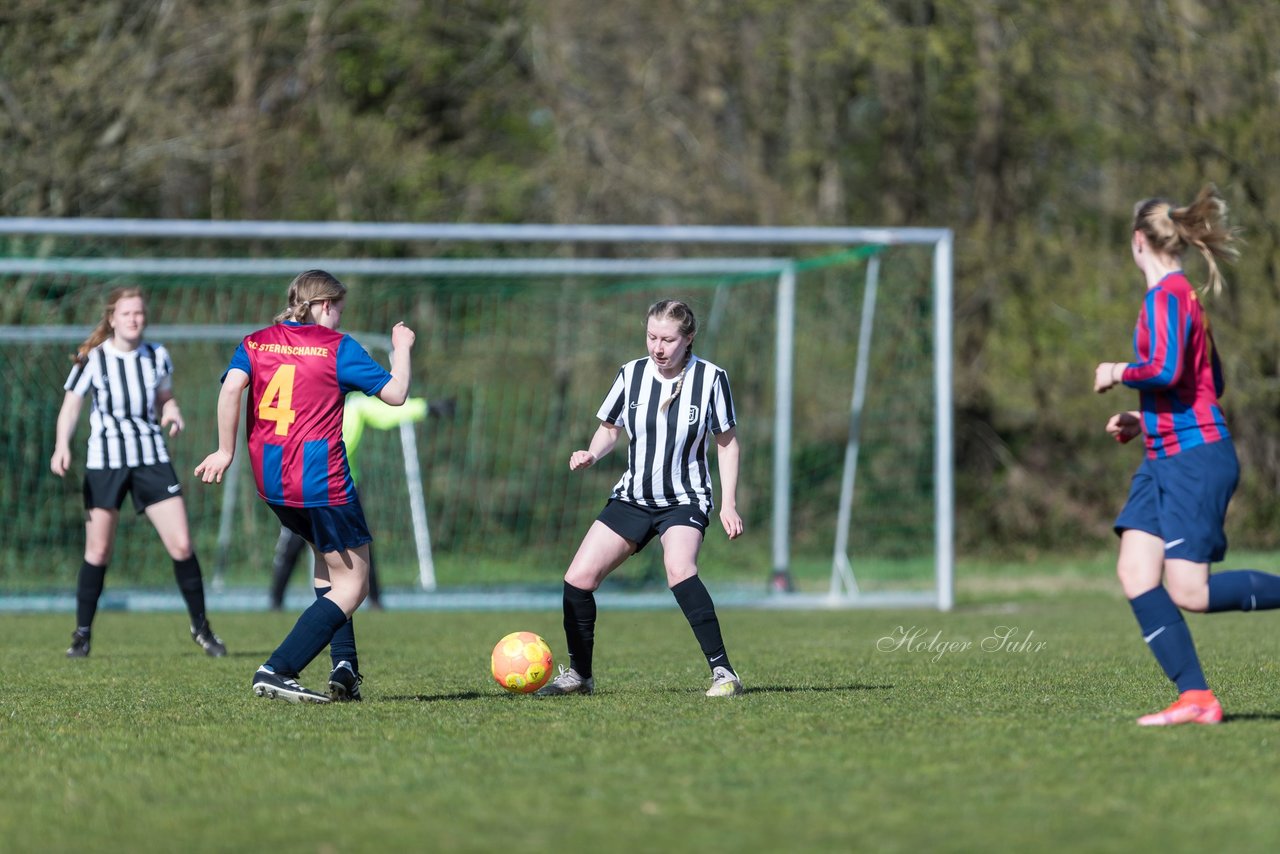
left=258, top=364, right=298, bottom=436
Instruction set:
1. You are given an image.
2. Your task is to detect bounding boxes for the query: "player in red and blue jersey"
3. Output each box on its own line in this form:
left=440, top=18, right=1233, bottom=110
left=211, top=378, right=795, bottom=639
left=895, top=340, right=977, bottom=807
left=1119, top=269, right=1228, bottom=458
left=196, top=270, right=415, bottom=703
left=1095, top=185, right=1280, bottom=726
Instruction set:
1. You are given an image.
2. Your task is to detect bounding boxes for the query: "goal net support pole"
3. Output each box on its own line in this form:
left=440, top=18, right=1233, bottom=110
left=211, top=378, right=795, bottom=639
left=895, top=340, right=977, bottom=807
left=831, top=253, right=881, bottom=599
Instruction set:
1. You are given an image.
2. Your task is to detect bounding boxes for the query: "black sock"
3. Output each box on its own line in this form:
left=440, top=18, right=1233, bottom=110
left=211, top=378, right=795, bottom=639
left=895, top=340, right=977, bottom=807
left=172, top=555, right=208, bottom=628
left=75, top=561, right=107, bottom=631
left=563, top=582, right=597, bottom=679
left=265, top=597, right=349, bottom=678
left=316, top=585, right=358, bottom=674
left=671, top=576, right=733, bottom=675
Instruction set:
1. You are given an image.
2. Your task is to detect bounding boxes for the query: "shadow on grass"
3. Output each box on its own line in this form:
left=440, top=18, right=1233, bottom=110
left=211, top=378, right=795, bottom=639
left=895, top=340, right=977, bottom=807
left=63, top=650, right=268, bottom=661
left=384, top=691, right=491, bottom=702
left=1222, top=712, right=1280, bottom=722
left=383, top=684, right=893, bottom=703
left=383, top=684, right=894, bottom=703
left=734, top=683, right=893, bottom=694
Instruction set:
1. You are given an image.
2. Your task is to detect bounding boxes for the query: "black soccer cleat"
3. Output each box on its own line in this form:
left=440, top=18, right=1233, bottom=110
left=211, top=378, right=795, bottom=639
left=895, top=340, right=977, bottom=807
left=327, top=660, right=363, bottom=702
left=251, top=667, right=330, bottom=704
left=191, top=620, right=227, bottom=657
left=66, top=629, right=91, bottom=659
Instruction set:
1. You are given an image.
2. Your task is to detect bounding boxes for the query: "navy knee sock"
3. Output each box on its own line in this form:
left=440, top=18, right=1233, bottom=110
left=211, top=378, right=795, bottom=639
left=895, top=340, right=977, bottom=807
left=75, top=561, right=107, bottom=631
left=265, top=596, right=349, bottom=678
left=172, top=555, right=207, bottom=628
left=315, top=585, right=358, bottom=674
left=562, top=582, right=597, bottom=679
left=671, top=576, right=734, bottom=675
left=1207, top=570, right=1280, bottom=613
left=1129, top=586, right=1208, bottom=693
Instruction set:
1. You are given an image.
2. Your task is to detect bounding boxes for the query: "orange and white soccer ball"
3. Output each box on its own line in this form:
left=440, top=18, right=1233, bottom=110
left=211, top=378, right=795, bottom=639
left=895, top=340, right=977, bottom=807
left=491, top=631, right=554, bottom=693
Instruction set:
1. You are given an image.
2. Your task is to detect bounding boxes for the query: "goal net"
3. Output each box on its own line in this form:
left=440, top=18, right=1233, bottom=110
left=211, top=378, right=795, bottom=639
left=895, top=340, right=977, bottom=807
left=0, top=220, right=953, bottom=609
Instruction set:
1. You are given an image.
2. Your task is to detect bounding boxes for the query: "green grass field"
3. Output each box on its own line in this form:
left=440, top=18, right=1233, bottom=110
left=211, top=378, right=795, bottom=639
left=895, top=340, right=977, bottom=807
left=6, top=568, right=1280, bottom=853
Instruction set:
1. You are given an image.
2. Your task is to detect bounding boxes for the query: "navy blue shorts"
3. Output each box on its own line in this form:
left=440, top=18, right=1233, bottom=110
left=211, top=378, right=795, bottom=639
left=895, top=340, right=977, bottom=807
left=268, top=496, right=372, bottom=554
left=1115, top=439, right=1239, bottom=563
left=597, top=498, right=710, bottom=553
left=83, top=462, right=183, bottom=514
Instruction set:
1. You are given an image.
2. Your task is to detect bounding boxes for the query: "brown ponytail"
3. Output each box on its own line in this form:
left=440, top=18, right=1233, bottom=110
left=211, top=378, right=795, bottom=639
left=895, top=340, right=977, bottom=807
left=273, top=269, right=347, bottom=323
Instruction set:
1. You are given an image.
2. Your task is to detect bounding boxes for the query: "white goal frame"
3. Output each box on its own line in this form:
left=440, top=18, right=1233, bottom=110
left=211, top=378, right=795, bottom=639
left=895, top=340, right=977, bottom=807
left=0, top=218, right=954, bottom=610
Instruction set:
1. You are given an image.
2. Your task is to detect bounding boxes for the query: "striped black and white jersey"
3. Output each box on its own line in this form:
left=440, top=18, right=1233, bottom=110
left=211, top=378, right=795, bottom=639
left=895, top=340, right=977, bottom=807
left=597, top=354, right=736, bottom=513
left=63, top=340, right=174, bottom=470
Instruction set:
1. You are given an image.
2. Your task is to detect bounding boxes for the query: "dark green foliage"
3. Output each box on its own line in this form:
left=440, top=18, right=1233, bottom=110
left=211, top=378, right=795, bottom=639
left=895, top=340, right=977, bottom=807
left=5, top=1, right=1280, bottom=555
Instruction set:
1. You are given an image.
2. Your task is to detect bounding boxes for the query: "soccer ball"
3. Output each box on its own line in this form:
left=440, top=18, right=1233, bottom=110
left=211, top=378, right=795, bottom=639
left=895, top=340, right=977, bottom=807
left=491, top=631, right=554, bottom=693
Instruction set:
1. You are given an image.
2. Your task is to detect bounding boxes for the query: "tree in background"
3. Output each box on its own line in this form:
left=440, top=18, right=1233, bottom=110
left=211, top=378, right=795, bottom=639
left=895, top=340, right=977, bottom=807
left=4, top=0, right=1280, bottom=555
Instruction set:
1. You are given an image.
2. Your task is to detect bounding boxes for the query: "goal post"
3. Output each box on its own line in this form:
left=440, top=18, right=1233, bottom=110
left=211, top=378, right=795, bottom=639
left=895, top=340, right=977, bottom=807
left=0, top=219, right=953, bottom=610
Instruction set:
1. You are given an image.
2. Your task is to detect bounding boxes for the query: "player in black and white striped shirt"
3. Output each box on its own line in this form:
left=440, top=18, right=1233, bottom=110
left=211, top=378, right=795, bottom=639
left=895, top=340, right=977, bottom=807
left=51, top=287, right=224, bottom=659
left=537, top=299, right=745, bottom=697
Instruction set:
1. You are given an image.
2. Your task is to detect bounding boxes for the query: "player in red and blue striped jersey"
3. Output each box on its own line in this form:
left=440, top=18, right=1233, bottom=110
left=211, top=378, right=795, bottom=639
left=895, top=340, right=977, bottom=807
left=196, top=270, right=415, bottom=703
left=233, top=315, right=388, bottom=508
left=1095, top=185, right=1280, bottom=726
left=1120, top=268, right=1228, bottom=458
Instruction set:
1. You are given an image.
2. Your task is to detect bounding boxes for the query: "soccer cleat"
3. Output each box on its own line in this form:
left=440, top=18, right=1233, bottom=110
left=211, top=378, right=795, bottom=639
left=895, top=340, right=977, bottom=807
left=534, top=665, right=594, bottom=696
left=191, top=620, right=227, bottom=657
left=66, top=629, right=91, bottom=658
left=251, top=667, right=330, bottom=704
left=328, top=660, right=363, bottom=702
left=1137, top=690, right=1222, bottom=726
left=706, top=665, right=744, bottom=697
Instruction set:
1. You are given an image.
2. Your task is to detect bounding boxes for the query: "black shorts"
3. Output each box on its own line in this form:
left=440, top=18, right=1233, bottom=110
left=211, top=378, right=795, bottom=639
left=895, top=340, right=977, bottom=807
left=83, top=462, right=184, bottom=514
left=268, top=497, right=372, bottom=555
left=597, top=498, right=710, bottom=552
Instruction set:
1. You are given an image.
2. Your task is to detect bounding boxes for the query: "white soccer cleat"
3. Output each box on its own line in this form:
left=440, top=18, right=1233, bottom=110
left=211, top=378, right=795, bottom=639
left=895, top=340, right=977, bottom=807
left=534, top=665, right=595, bottom=696
left=706, top=665, right=743, bottom=697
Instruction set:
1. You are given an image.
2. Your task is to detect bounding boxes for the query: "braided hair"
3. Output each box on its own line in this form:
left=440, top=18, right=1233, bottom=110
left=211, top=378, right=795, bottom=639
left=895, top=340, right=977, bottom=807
left=273, top=269, right=347, bottom=323
left=648, top=299, right=698, bottom=413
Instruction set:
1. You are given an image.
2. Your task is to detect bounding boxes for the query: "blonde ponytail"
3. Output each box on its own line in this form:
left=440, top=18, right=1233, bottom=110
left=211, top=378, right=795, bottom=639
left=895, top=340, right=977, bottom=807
left=1133, top=184, right=1240, bottom=296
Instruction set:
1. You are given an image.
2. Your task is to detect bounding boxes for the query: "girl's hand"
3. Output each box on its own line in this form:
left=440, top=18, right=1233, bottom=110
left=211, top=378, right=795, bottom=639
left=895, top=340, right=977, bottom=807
left=1094, top=362, right=1125, bottom=393
left=194, top=449, right=233, bottom=483
left=719, top=506, right=743, bottom=540
left=1106, top=411, right=1143, bottom=444
left=161, top=400, right=184, bottom=436
left=569, top=450, right=596, bottom=471
left=50, top=447, right=71, bottom=477
left=391, top=321, right=416, bottom=351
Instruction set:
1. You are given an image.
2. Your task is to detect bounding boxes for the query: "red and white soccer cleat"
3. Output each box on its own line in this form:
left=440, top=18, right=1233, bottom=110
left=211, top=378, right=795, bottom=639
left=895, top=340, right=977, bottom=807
left=1137, top=690, right=1223, bottom=726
